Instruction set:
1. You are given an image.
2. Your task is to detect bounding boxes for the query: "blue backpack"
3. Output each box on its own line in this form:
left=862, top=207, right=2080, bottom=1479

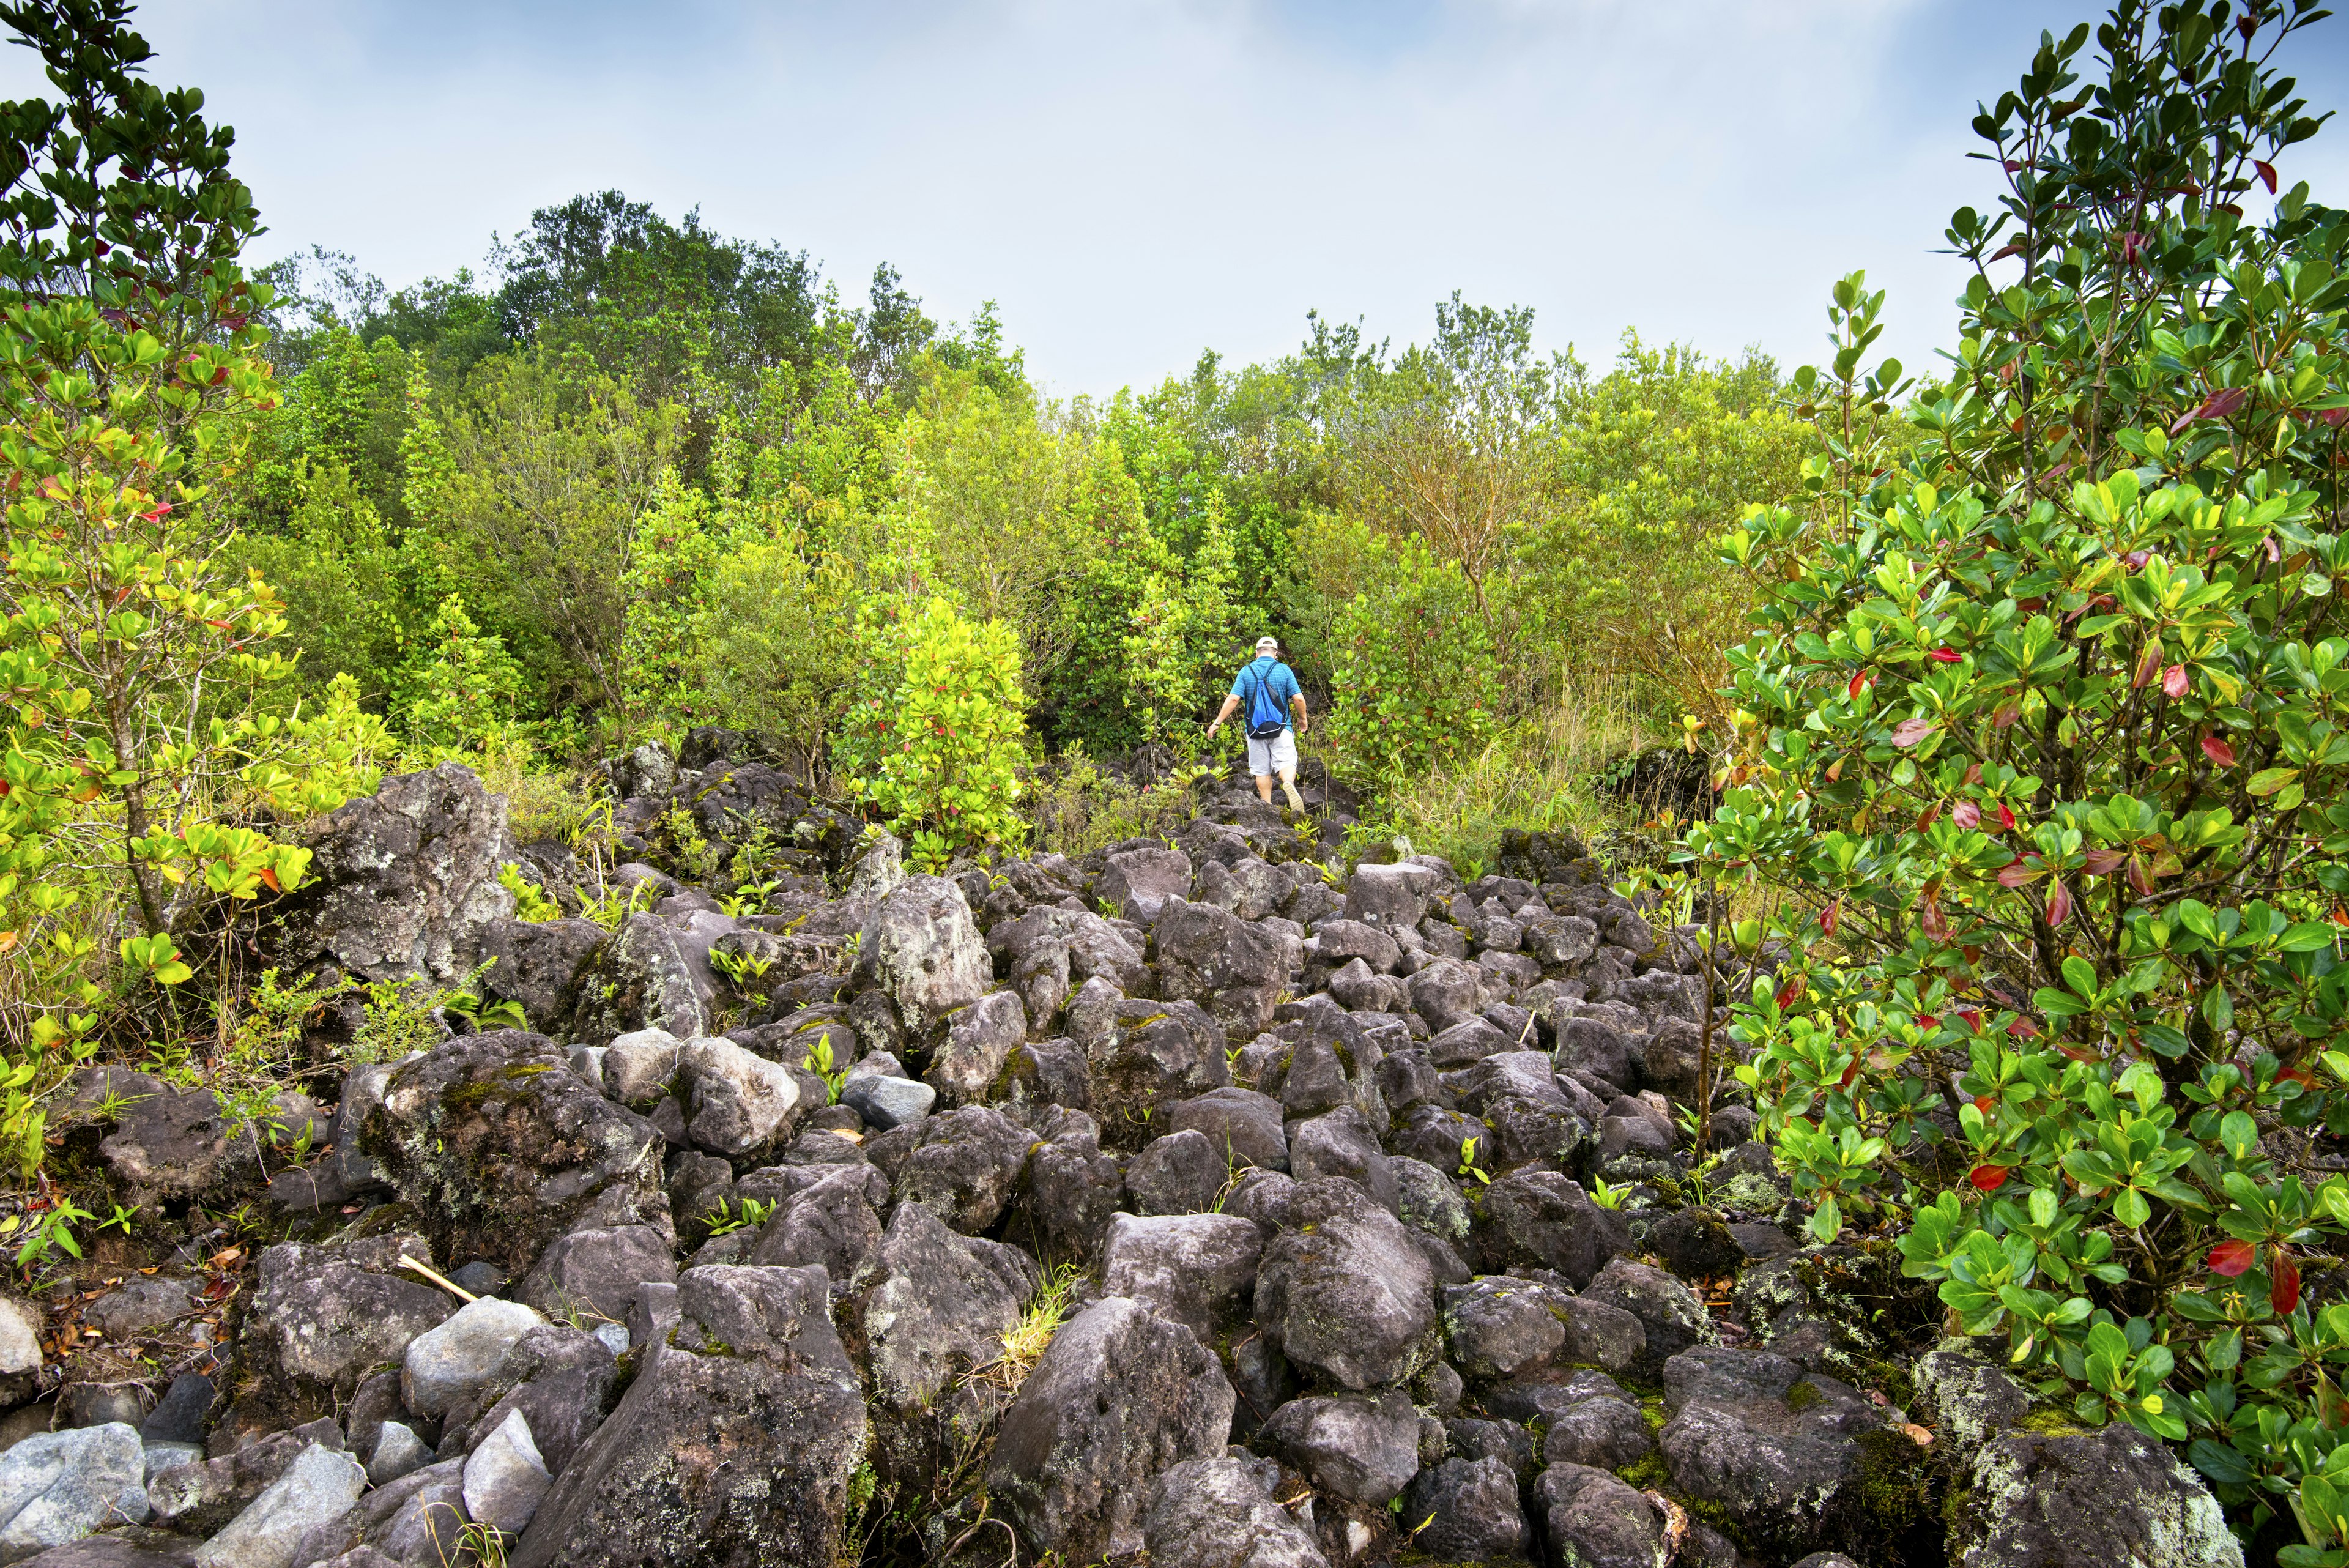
left=1242, top=661, right=1288, bottom=740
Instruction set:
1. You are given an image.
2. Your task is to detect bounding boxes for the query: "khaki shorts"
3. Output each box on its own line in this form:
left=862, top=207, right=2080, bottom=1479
left=1246, top=729, right=1299, bottom=776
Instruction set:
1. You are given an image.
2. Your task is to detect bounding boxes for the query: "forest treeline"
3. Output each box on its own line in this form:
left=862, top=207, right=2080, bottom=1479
left=228, top=190, right=1813, bottom=855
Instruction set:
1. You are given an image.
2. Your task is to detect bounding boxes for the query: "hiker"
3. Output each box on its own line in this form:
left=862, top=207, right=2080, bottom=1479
left=1206, top=634, right=1309, bottom=812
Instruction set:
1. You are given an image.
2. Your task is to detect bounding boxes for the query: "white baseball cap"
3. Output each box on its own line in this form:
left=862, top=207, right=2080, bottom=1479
left=1256, top=636, right=1279, bottom=654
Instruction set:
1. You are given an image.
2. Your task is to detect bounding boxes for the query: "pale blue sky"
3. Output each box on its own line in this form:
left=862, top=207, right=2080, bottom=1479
left=10, top=1, right=2346, bottom=394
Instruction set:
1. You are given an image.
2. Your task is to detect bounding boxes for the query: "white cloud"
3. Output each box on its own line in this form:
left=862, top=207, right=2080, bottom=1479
left=0, top=0, right=2340, bottom=395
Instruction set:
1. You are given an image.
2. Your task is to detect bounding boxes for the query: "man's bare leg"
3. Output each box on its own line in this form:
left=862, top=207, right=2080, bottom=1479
left=1255, top=773, right=1275, bottom=804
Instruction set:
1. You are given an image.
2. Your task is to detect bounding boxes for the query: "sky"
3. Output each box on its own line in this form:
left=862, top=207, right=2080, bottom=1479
left=7, top=0, right=2347, bottom=398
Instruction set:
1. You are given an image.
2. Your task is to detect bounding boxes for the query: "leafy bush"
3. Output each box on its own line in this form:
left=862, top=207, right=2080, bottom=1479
left=401, top=594, right=521, bottom=754
left=694, top=534, right=863, bottom=781
left=1122, top=491, right=1244, bottom=754
left=840, top=597, right=1028, bottom=855
left=1326, top=529, right=1499, bottom=782
left=0, top=3, right=326, bottom=1021
left=1680, top=2, right=2349, bottom=1553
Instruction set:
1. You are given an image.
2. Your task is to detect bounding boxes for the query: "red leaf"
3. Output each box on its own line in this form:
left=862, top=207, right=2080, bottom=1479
left=1972, top=1093, right=1995, bottom=1113
left=2008, top=1016, right=2041, bottom=1038
left=2082, top=849, right=2126, bottom=875
left=1952, top=800, right=1981, bottom=830
left=2162, top=664, right=2188, bottom=699
left=1837, top=1057, right=1862, bottom=1089
left=1776, top=980, right=1803, bottom=1009
left=1819, top=898, right=1840, bottom=937
left=1847, top=671, right=1872, bottom=700
left=2128, top=856, right=2157, bottom=897
left=258, top=867, right=279, bottom=894
left=2165, top=385, right=2251, bottom=437
left=1993, top=702, right=2021, bottom=730
left=1963, top=762, right=1983, bottom=786
left=2201, top=735, right=2237, bottom=768
left=1955, top=1008, right=1983, bottom=1033
left=2322, top=407, right=2349, bottom=430
left=2273, top=1253, right=2303, bottom=1314
left=1997, top=858, right=2039, bottom=888
left=1891, top=718, right=1935, bottom=748
left=1928, top=647, right=1961, bottom=664
left=2255, top=159, right=2279, bottom=195
left=1920, top=897, right=1950, bottom=942
left=1969, top=1165, right=2009, bottom=1192
left=1995, top=804, right=2016, bottom=832
left=2133, top=643, right=2164, bottom=688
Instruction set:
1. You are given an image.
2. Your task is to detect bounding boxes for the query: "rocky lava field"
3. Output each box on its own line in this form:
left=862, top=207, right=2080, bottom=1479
left=0, top=737, right=2248, bottom=1567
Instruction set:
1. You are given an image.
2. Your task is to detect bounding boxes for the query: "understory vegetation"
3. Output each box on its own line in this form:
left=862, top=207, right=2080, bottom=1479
left=4, top=0, right=2349, bottom=1558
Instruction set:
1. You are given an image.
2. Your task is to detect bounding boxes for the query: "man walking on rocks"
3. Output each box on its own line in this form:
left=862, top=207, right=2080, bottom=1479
left=1207, top=634, right=1309, bottom=814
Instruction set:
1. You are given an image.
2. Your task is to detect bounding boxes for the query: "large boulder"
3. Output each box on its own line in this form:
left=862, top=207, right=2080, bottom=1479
left=1580, top=1256, right=1712, bottom=1376
left=1406, top=959, right=1486, bottom=1035
left=1254, top=1178, right=1437, bottom=1391
left=1952, top=1419, right=2242, bottom=1568
left=678, top=1035, right=803, bottom=1157
left=1658, top=1345, right=1920, bottom=1560
left=1064, top=983, right=1230, bottom=1150
left=510, top=1265, right=868, bottom=1568
left=1015, top=1112, right=1127, bottom=1260
left=570, top=914, right=712, bottom=1044
left=0, top=1425, right=149, bottom=1564
left=1441, top=1274, right=1574, bottom=1381
left=194, top=1443, right=366, bottom=1568
left=846, top=1201, right=1038, bottom=1415
left=472, top=917, right=607, bottom=1040
left=1155, top=901, right=1288, bottom=1037
left=1469, top=1168, right=1631, bottom=1288
left=1260, top=1392, right=1419, bottom=1506
left=1099, top=847, right=1192, bottom=921
left=1399, top=1456, right=1529, bottom=1564
left=894, top=1106, right=1034, bottom=1233
left=1166, top=1088, right=1288, bottom=1172
left=363, top=1031, right=670, bottom=1280
left=1342, top=862, right=1436, bottom=934
left=404, top=1297, right=547, bottom=1419
left=745, top=1164, right=891, bottom=1292
left=985, top=1297, right=1234, bottom=1563
left=226, top=1237, right=455, bottom=1440
left=269, top=763, right=518, bottom=985
left=988, top=907, right=1149, bottom=1028
left=1534, top=1463, right=1673, bottom=1568
left=1100, top=1213, right=1263, bottom=1341
left=516, top=1223, right=676, bottom=1326
left=856, top=876, right=989, bottom=1033
left=927, top=991, right=1027, bottom=1109
left=1143, top=1456, right=1328, bottom=1568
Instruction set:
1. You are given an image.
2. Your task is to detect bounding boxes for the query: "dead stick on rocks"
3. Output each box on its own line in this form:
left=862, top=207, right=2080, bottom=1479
left=399, top=1255, right=479, bottom=1304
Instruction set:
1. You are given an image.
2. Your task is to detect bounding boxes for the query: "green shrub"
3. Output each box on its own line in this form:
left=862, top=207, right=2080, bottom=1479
left=401, top=594, right=522, bottom=754
left=841, top=597, right=1028, bottom=855
left=693, top=535, right=863, bottom=782
left=1327, top=530, right=1499, bottom=783
left=1679, top=3, right=2349, bottom=1553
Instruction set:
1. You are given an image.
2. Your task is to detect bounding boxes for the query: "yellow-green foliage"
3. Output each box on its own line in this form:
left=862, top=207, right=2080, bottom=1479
left=840, top=598, right=1030, bottom=855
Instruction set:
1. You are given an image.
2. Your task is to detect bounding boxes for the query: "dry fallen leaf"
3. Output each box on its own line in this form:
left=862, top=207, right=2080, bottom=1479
left=1644, top=1489, right=1689, bottom=1556
left=1901, top=1422, right=1934, bottom=1447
